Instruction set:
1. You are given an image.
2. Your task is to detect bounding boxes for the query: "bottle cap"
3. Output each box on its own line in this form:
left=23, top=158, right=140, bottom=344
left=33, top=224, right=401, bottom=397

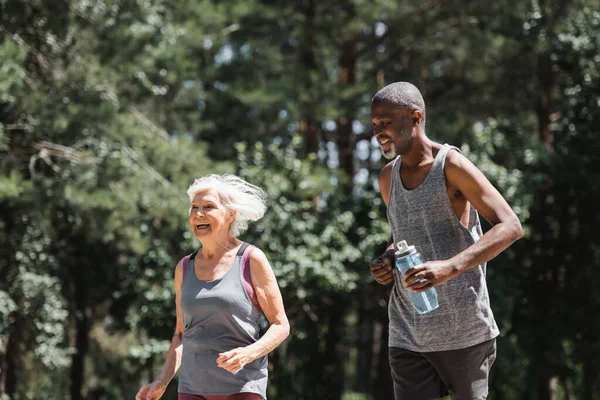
left=395, top=240, right=417, bottom=258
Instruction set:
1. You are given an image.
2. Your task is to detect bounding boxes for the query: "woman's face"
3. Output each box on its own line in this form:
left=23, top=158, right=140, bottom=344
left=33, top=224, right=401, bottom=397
left=189, top=189, right=235, bottom=239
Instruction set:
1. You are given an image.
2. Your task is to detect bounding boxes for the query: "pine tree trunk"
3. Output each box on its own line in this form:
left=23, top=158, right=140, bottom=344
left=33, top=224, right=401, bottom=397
left=323, top=296, right=347, bottom=399
left=299, top=0, right=319, bottom=155
left=354, top=287, right=374, bottom=394
left=583, top=356, right=596, bottom=400
left=336, top=38, right=357, bottom=186
left=372, top=320, right=393, bottom=400
left=70, top=271, right=89, bottom=400
left=0, top=328, right=18, bottom=397
left=536, top=52, right=553, bottom=144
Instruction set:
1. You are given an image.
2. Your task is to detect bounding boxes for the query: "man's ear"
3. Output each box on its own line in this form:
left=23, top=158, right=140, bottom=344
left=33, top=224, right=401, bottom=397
left=412, top=110, right=423, bottom=125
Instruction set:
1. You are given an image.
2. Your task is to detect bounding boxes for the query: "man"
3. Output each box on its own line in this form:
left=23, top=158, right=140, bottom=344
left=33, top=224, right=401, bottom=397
left=369, top=82, right=522, bottom=400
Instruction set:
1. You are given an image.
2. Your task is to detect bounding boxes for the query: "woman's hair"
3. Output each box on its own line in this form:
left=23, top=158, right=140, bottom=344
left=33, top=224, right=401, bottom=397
left=186, top=174, right=267, bottom=237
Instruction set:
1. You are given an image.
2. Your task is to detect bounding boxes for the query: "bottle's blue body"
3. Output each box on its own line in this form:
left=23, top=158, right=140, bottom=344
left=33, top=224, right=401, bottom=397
left=395, top=247, right=439, bottom=314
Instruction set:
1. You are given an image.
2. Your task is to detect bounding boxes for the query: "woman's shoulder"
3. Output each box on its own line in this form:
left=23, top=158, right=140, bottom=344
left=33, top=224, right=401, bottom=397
left=175, top=251, right=196, bottom=276
left=243, top=244, right=268, bottom=265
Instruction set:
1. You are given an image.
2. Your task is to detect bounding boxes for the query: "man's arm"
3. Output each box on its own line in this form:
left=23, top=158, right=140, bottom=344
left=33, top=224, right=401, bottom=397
left=370, top=162, right=397, bottom=285
left=445, top=150, right=523, bottom=272
left=378, top=161, right=393, bottom=207
left=379, top=161, right=397, bottom=254
left=404, top=150, right=522, bottom=291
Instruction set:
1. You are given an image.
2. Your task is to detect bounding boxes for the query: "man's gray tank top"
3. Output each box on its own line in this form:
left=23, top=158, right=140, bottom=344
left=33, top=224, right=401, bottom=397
left=387, top=144, right=499, bottom=352
left=178, top=243, right=268, bottom=398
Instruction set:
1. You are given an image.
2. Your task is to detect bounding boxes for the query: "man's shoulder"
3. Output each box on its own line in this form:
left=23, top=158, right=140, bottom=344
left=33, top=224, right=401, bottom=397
left=379, top=159, right=396, bottom=180
left=443, top=145, right=479, bottom=174
left=378, top=159, right=397, bottom=205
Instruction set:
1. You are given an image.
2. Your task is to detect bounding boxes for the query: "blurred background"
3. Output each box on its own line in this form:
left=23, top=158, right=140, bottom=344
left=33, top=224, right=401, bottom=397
left=1, top=0, right=599, bottom=399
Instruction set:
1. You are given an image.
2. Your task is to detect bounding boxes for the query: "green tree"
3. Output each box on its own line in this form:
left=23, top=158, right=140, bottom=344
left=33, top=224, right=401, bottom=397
left=0, top=1, right=216, bottom=398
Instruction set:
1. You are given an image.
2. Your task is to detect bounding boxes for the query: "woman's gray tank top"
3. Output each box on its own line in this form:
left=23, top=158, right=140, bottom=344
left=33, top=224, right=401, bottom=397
left=386, top=144, right=499, bottom=352
left=178, top=243, right=267, bottom=398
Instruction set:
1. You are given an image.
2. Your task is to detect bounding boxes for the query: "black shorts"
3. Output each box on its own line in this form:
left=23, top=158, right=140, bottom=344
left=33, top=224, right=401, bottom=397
left=389, top=338, right=497, bottom=400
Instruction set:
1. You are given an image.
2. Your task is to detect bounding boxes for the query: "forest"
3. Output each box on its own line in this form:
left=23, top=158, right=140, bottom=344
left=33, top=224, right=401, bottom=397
left=1, top=0, right=600, bottom=399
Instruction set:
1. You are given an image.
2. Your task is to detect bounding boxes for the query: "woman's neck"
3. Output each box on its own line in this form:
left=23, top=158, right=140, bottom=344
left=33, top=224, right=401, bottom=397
left=199, top=236, right=240, bottom=259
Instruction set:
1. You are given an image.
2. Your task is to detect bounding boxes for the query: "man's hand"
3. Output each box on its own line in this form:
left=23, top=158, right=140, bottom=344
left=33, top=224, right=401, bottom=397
left=216, top=347, right=255, bottom=373
left=370, top=250, right=396, bottom=285
left=403, top=260, right=459, bottom=292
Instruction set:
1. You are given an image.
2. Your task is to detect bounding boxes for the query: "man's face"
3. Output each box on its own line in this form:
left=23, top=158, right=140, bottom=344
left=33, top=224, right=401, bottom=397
left=371, top=101, right=414, bottom=159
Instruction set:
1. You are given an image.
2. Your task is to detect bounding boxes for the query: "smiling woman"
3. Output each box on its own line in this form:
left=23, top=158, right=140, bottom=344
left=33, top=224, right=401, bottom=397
left=136, top=174, right=289, bottom=400
left=187, top=175, right=267, bottom=238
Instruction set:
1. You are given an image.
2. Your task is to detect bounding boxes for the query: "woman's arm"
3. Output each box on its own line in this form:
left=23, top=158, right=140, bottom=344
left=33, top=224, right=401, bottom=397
left=156, top=259, right=186, bottom=383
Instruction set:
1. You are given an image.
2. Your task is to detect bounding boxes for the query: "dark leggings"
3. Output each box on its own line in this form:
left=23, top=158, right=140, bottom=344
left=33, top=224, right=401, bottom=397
left=178, top=393, right=262, bottom=400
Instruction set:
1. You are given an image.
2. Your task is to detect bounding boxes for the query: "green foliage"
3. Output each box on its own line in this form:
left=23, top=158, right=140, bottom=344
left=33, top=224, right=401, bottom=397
left=511, top=6, right=600, bottom=398
left=0, top=291, right=16, bottom=352
left=2, top=0, right=600, bottom=399
left=0, top=0, right=217, bottom=398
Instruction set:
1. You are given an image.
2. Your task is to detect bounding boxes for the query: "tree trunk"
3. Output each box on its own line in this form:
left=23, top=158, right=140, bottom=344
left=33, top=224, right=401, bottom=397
left=529, top=357, right=553, bottom=400
left=0, top=334, right=7, bottom=396
left=532, top=0, right=557, bottom=382
left=336, top=38, right=357, bottom=187
left=536, top=0, right=556, bottom=146
left=299, top=0, right=319, bottom=155
left=0, top=328, right=18, bottom=398
left=372, top=320, right=393, bottom=400
left=354, top=287, right=374, bottom=394
left=560, top=374, right=574, bottom=400
left=70, top=270, right=89, bottom=400
left=536, top=52, right=553, bottom=145
left=323, top=296, right=347, bottom=399
left=583, top=356, right=596, bottom=400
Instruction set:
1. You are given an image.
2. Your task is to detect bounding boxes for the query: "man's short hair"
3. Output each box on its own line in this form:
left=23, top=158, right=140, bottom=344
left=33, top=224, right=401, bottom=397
left=372, top=82, right=426, bottom=123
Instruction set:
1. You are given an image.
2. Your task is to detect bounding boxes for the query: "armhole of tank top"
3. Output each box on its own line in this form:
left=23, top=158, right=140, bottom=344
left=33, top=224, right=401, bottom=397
left=441, top=145, right=481, bottom=240
left=241, top=245, right=262, bottom=313
left=387, top=156, right=400, bottom=210
left=180, top=250, right=197, bottom=286
left=182, top=255, right=190, bottom=277
left=391, top=155, right=400, bottom=174
left=440, top=144, right=462, bottom=184
left=179, top=254, right=190, bottom=296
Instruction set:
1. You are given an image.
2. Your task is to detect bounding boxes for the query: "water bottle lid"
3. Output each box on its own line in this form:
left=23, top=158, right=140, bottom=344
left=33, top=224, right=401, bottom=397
left=395, top=240, right=417, bottom=257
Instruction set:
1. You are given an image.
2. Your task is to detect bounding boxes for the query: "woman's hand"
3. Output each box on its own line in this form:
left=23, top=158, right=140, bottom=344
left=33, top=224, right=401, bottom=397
left=216, top=347, right=255, bottom=373
left=135, top=380, right=167, bottom=400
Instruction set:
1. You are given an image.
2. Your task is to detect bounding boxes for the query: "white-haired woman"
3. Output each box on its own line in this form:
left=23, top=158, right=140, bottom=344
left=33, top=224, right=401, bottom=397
left=136, top=174, right=289, bottom=400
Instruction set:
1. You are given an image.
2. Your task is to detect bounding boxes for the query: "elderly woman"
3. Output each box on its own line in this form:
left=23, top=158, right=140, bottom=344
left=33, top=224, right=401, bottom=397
left=136, top=174, right=289, bottom=400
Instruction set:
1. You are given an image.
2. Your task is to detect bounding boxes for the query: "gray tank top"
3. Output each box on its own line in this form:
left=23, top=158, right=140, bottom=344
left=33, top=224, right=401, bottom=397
left=387, top=144, right=499, bottom=352
left=178, top=243, right=268, bottom=398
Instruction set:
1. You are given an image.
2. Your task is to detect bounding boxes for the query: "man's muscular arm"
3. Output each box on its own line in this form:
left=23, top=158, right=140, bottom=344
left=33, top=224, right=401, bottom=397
left=404, top=150, right=522, bottom=292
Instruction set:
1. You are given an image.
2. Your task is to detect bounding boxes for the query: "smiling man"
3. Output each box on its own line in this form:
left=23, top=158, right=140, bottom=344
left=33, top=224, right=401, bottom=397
left=369, top=82, right=523, bottom=400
